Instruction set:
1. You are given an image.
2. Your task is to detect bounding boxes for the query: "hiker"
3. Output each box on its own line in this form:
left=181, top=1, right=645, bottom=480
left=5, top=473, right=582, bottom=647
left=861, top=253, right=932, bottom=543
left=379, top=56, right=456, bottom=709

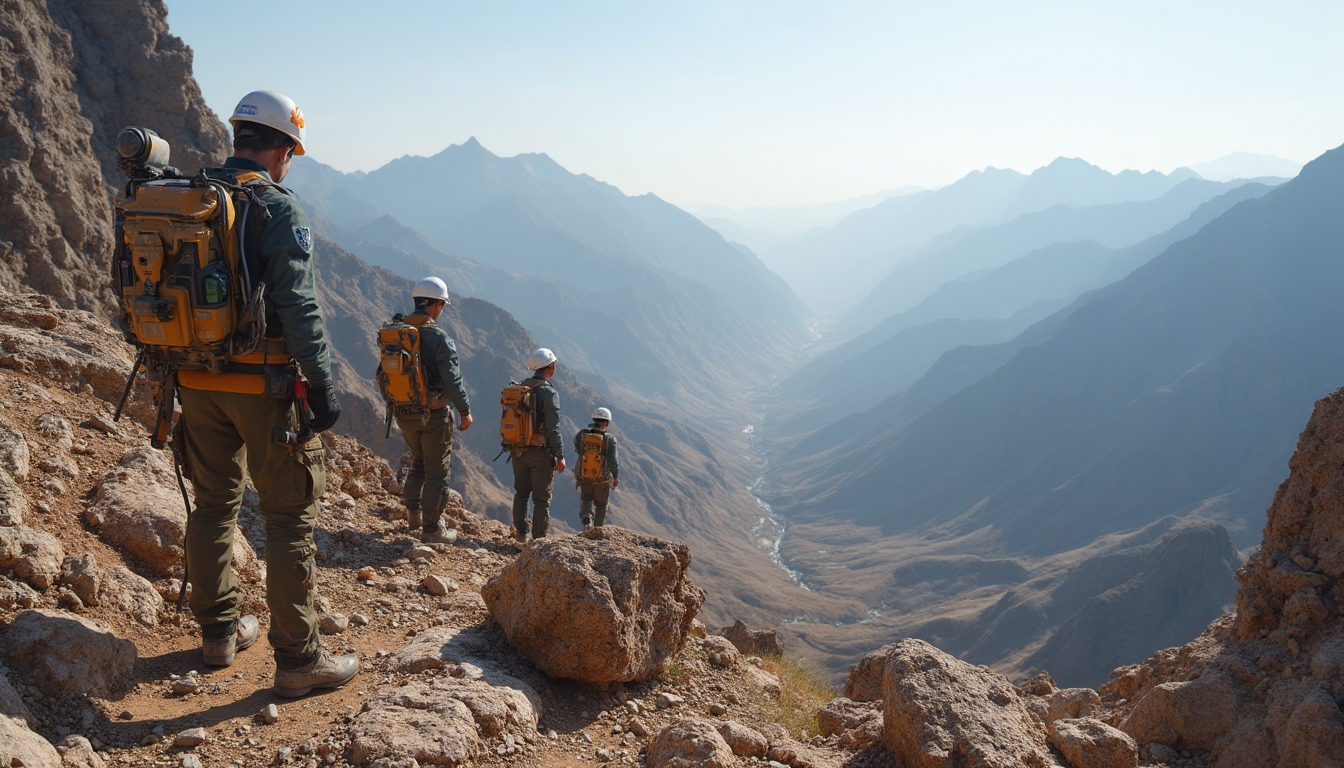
left=506, top=348, right=565, bottom=542
left=382, top=277, right=472, bottom=544
left=175, top=91, right=357, bottom=697
left=574, top=407, right=620, bottom=530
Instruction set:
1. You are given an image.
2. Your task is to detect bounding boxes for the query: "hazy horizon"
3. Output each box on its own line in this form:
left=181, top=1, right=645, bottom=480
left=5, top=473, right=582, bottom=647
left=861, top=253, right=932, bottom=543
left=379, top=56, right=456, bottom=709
left=165, top=1, right=1337, bottom=209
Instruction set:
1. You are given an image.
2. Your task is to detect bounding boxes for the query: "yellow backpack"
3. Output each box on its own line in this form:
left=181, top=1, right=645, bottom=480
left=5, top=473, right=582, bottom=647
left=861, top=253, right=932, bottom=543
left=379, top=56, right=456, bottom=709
left=376, top=314, right=431, bottom=410
left=578, top=429, right=608, bottom=482
left=113, top=139, right=266, bottom=373
left=500, top=382, right=546, bottom=449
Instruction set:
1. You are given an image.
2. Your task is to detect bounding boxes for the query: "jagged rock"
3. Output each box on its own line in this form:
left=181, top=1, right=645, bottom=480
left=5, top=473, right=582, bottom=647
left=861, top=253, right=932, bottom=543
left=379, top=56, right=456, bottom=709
left=700, top=635, right=741, bottom=668
left=174, top=728, right=207, bottom=747
left=0, top=428, right=30, bottom=480
left=1046, top=687, right=1100, bottom=725
left=422, top=574, right=456, bottom=596
left=350, top=625, right=541, bottom=765
left=1100, top=387, right=1344, bottom=767
left=320, top=614, right=349, bottom=635
left=0, top=468, right=27, bottom=525
left=85, top=446, right=186, bottom=574
left=817, top=697, right=883, bottom=750
left=0, top=574, right=39, bottom=609
left=60, top=552, right=103, bottom=606
left=1049, top=718, right=1137, bottom=768
left=482, top=526, right=705, bottom=683
left=716, top=720, right=767, bottom=758
left=879, top=638, right=1054, bottom=768
left=3, top=609, right=136, bottom=695
left=56, top=735, right=106, bottom=768
left=321, top=432, right=396, bottom=499
left=99, top=566, right=163, bottom=627
left=720, top=619, right=783, bottom=656
left=842, top=645, right=889, bottom=702
left=1020, top=671, right=1059, bottom=697
left=647, top=719, right=739, bottom=768
left=0, top=524, right=64, bottom=588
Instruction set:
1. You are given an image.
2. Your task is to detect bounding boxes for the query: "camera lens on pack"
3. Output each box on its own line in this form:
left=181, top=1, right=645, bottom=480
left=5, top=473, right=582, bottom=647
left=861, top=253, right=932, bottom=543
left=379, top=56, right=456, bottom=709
left=116, top=127, right=172, bottom=167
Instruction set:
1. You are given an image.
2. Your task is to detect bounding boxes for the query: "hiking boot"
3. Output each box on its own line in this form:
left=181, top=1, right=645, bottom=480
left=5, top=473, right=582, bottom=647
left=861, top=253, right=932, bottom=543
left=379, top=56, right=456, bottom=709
left=421, top=525, right=457, bottom=545
left=272, top=648, right=359, bottom=698
left=582, top=521, right=593, bottom=532
left=406, top=507, right=423, bottom=529
left=202, top=615, right=259, bottom=668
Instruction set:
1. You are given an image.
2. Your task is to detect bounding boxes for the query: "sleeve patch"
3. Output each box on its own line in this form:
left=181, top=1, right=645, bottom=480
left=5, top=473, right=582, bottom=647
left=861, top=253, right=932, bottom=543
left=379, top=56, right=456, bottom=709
left=293, top=226, right=312, bottom=252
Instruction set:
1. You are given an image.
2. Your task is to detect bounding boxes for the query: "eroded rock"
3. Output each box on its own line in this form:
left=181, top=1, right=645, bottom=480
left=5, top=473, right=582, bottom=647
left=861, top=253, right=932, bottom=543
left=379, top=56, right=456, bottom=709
left=85, top=447, right=185, bottom=574
left=647, top=719, right=738, bottom=768
left=716, top=720, right=767, bottom=758
left=1049, top=718, right=1137, bottom=768
left=0, top=524, right=64, bottom=588
left=817, top=697, right=883, bottom=750
left=880, top=638, right=1054, bottom=768
left=0, top=427, right=30, bottom=480
left=3, top=609, right=136, bottom=695
left=720, top=619, right=783, bottom=656
left=482, top=526, right=705, bottom=683
left=0, top=468, right=27, bottom=525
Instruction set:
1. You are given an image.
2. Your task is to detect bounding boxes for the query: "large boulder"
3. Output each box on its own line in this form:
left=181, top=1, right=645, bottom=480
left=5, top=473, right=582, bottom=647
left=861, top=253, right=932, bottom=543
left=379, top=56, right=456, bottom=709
left=647, top=719, right=739, bottom=768
left=85, top=447, right=186, bottom=574
left=1049, top=718, right=1137, bottom=768
left=719, top=619, right=784, bottom=656
left=0, top=524, right=64, bottom=588
left=349, top=626, right=541, bottom=766
left=3, top=609, right=136, bottom=695
left=842, top=645, right=890, bottom=702
left=0, top=713, right=61, bottom=768
left=482, top=526, right=705, bottom=683
left=880, top=638, right=1055, bottom=768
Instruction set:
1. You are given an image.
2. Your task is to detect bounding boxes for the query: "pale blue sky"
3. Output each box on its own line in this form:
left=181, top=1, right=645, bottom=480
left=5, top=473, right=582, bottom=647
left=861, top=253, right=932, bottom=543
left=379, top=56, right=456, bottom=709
left=164, top=1, right=1342, bottom=209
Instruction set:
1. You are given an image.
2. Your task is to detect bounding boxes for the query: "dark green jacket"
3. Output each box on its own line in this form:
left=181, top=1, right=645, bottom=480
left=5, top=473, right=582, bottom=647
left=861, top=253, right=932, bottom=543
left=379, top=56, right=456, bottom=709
left=405, top=309, right=470, bottom=415
left=573, top=424, right=620, bottom=480
left=211, top=157, right=333, bottom=388
left=521, top=376, right=563, bottom=459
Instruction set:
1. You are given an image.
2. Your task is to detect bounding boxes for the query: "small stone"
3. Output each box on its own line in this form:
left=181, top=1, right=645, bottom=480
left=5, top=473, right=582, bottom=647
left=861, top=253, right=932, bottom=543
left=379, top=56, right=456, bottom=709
left=275, top=747, right=293, bottom=764
left=422, top=574, right=457, bottom=596
left=236, top=726, right=251, bottom=735
left=1150, top=742, right=1179, bottom=762
left=656, top=691, right=684, bottom=709
left=350, top=613, right=370, bottom=626
left=171, top=677, right=199, bottom=695
left=580, top=730, right=593, bottom=744
left=625, top=700, right=640, bottom=714
left=118, top=710, right=133, bottom=720
left=174, top=727, right=207, bottom=747
left=628, top=718, right=649, bottom=737
left=596, top=748, right=612, bottom=761
left=357, top=566, right=376, bottom=580
left=547, top=730, right=558, bottom=740
left=319, top=614, right=349, bottom=634
left=410, top=545, right=436, bottom=560
left=315, top=596, right=333, bottom=613
left=262, top=703, right=279, bottom=724
left=72, top=440, right=95, bottom=455
left=90, top=413, right=119, bottom=435
left=298, top=738, right=317, bottom=755
left=709, top=702, right=728, bottom=715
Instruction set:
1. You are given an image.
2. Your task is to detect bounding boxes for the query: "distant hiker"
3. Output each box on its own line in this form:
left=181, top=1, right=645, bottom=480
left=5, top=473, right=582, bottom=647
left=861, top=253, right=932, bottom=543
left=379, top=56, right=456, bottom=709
left=574, top=407, right=620, bottom=530
left=500, top=348, right=565, bottom=542
left=161, top=91, right=355, bottom=698
left=375, top=277, right=473, bottom=545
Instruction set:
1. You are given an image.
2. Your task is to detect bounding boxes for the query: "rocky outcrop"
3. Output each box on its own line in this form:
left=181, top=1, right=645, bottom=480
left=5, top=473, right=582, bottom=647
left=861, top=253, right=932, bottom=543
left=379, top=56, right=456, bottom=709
left=0, top=523, right=64, bottom=588
left=716, top=720, right=768, bottom=758
left=85, top=446, right=185, bottom=574
left=482, top=526, right=706, bottom=683
left=350, top=626, right=541, bottom=766
left=1101, top=388, right=1344, bottom=766
left=843, top=645, right=889, bottom=702
left=3, top=609, right=136, bottom=696
left=647, top=719, right=739, bottom=768
left=816, top=697, right=882, bottom=750
left=877, top=638, right=1055, bottom=768
left=720, top=619, right=784, bottom=657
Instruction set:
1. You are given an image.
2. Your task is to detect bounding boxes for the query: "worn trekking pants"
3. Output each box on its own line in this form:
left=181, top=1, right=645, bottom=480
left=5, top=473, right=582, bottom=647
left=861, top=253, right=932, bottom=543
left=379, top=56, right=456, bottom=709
left=396, top=408, right=454, bottom=532
left=179, top=388, right=325, bottom=659
left=579, top=481, right=611, bottom=526
left=511, top=447, right=556, bottom=538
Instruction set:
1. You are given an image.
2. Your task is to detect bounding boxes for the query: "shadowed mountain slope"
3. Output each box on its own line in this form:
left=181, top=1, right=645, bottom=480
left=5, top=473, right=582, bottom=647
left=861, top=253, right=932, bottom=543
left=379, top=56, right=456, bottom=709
left=768, top=142, right=1344, bottom=557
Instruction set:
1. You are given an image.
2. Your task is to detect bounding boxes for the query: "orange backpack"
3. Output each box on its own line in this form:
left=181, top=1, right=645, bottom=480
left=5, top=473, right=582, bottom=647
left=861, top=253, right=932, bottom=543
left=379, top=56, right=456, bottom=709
left=578, top=429, right=608, bottom=482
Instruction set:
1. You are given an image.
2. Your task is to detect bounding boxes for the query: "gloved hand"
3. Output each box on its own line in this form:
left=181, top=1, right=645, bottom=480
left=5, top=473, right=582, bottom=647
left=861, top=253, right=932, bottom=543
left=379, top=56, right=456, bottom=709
left=307, top=382, right=342, bottom=433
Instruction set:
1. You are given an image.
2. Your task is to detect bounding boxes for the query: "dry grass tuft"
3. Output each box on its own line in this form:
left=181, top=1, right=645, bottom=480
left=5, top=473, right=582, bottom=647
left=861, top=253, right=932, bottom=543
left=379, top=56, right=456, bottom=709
left=754, top=653, right=837, bottom=739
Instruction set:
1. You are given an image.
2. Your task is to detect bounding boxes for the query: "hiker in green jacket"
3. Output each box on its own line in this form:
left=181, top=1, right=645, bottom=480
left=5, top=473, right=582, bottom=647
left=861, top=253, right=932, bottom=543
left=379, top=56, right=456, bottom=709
left=574, top=407, right=620, bottom=530
left=511, top=348, right=564, bottom=541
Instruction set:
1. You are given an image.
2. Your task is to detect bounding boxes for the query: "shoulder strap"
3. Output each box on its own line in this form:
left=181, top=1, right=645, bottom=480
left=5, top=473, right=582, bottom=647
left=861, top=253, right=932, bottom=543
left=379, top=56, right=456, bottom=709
left=403, top=314, right=434, bottom=329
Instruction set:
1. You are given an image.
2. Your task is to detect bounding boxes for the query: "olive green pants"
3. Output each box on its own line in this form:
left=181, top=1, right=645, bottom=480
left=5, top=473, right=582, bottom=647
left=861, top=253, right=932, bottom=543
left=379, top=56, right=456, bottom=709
left=579, top=481, right=611, bottom=527
left=396, top=408, right=454, bottom=532
left=179, top=388, right=325, bottom=659
left=511, top=448, right=555, bottom=538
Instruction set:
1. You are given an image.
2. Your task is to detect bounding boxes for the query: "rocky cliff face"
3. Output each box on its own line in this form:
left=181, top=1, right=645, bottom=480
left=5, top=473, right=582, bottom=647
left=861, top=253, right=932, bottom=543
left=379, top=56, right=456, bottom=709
left=1099, top=387, right=1344, bottom=766
left=0, top=0, right=227, bottom=318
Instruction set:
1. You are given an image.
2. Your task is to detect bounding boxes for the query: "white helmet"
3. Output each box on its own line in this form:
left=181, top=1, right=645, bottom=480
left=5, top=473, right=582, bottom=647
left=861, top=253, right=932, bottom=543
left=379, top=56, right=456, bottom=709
left=229, top=90, right=306, bottom=155
left=527, top=348, right=558, bottom=371
left=412, top=276, right=450, bottom=303
left=592, top=407, right=612, bottom=423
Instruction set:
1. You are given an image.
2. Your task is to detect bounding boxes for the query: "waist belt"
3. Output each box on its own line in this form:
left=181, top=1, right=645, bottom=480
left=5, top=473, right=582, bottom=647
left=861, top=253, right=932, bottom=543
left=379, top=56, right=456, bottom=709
left=179, top=357, right=298, bottom=397
left=395, top=392, right=447, bottom=413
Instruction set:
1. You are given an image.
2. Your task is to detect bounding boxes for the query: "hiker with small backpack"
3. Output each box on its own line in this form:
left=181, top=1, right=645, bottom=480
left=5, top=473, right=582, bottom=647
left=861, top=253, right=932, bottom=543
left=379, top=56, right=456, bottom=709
left=500, top=348, right=565, bottom=543
left=574, top=407, right=620, bottom=530
left=376, top=277, right=472, bottom=545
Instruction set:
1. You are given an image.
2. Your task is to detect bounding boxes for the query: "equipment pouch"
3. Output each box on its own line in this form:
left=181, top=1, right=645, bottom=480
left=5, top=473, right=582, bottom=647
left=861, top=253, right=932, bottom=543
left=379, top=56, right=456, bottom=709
left=264, top=365, right=296, bottom=400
